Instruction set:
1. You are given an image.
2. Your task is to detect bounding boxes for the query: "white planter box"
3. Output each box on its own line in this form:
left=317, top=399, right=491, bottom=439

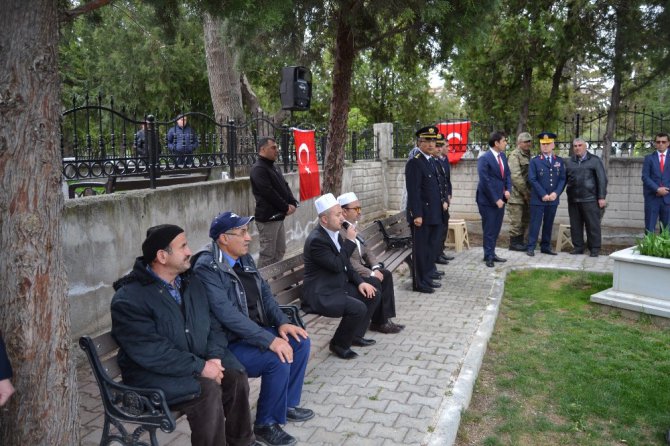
left=591, top=247, right=670, bottom=318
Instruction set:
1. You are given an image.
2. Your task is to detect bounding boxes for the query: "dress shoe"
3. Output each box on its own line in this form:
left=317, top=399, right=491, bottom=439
left=329, top=343, right=358, bottom=359
left=485, top=258, right=495, bottom=267
left=492, top=255, right=507, bottom=262
left=589, top=251, right=600, bottom=257
left=526, top=250, right=535, bottom=257
left=286, top=407, right=315, bottom=422
left=541, top=249, right=558, bottom=255
left=254, top=423, right=297, bottom=446
left=441, top=254, right=455, bottom=261
left=435, top=258, right=449, bottom=265
left=352, top=337, right=376, bottom=347
left=432, top=270, right=445, bottom=276
left=428, top=281, right=442, bottom=288
left=370, top=321, right=403, bottom=334
left=389, top=321, right=405, bottom=331
left=570, top=249, right=584, bottom=255
left=430, top=272, right=443, bottom=280
left=413, top=286, right=434, bottom=294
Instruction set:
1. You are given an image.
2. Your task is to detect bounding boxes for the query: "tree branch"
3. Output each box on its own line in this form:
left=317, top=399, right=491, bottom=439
left=60, top=0, right=115, bottom=23
left=354, top=22, right=416, bottom=52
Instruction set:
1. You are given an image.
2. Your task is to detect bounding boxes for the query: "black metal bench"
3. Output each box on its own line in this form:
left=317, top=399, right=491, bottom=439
left=68, top=167, right=212, bottom=198
left=259, top=211, right=413, bottom=326
left=80, top=305, right=303, bottom=446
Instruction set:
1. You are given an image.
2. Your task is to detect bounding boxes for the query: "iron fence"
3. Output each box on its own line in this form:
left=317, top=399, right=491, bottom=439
left=61, top=95, right=378, bottom=181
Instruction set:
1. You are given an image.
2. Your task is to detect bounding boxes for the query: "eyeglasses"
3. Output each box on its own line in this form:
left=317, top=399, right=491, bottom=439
left=343, top=206, right=362, bottom=212
left=224, top=229, right=249, bottom=237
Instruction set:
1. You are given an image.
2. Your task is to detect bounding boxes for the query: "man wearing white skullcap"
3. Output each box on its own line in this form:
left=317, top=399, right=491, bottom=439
left=301, top=194, right=380, bottom=359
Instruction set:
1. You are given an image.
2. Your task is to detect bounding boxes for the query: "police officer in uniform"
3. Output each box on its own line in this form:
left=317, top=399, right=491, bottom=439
left=434, top=133, right=454, bottom=264
left=405, top=126, right=443, bottom=293
left=526, top=132, right=566, bottom=256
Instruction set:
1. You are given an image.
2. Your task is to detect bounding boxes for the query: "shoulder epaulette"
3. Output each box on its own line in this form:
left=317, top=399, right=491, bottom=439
left=414, top=153, right=422, bottom=159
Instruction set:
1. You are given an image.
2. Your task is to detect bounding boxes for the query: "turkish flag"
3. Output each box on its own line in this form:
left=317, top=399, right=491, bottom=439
left=436, top=121, right=471, bottom=164
left=293, top=129, right=320, bottom=201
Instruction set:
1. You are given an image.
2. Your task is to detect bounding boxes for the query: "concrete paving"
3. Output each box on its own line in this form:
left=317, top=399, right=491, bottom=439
left=77, top=246, right=614, bottom=446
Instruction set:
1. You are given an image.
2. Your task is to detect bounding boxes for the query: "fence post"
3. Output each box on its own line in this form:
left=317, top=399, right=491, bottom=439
left=281, top=124, right=290, bottom=173
left=351, top=131, right=357, bottom=163
left=146, top=115, right=160, bottom=189
left=575, top=113, right=581, bottom=138
left=228, top=119, right=237, bottom=179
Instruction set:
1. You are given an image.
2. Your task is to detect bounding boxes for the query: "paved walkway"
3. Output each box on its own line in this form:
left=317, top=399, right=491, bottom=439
left=78, top=247, right=614, bottom=446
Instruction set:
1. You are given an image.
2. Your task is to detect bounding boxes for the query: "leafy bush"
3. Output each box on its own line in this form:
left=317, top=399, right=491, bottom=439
left=635, top=224, right=670, bottom=259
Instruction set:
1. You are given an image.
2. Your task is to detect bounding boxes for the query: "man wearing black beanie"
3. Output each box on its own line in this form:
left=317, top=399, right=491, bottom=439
left=111, top=224, right=257, bottom=446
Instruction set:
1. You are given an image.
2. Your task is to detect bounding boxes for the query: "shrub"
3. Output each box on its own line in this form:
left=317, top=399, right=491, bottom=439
left=635, top=224, right=670, bottom=259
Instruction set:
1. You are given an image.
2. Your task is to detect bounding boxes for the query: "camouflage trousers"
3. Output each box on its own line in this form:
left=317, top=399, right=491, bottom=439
left=507, top=202, right=530, bottom=238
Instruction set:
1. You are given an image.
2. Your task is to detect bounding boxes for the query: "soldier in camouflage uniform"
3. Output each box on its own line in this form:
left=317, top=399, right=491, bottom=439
left=507, top=132, right=533, bottom=251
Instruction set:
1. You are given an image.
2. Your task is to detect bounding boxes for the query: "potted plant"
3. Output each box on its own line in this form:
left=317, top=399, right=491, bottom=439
left=591, top=225, right=670, bottom=318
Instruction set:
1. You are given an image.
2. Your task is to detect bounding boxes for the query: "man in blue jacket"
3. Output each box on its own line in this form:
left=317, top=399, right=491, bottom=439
left=641, top=132, right=670, bottom=233
left=194, top=212, right=312, bottom=446
left=111, top=225, right=256, bottom=446
left=476, top=131, right=512, bottom=267
left=167, top=114, right=199, bottom=166
left=526, top=132, right=566, bottom=256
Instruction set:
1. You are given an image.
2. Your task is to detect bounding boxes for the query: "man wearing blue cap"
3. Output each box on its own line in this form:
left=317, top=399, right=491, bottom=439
left=526, top=132, right=566, bottom=256
left=405, top=126, right=444, bottom=291
left=476, top=131, right=512, bottom=267
left=194, top=212, right=312, bottom=446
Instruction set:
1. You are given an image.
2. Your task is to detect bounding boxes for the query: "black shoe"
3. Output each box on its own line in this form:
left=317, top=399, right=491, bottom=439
left=286, top=407, right=315, bottom=422
left=441, top=254, right=455, bottom=260
left=432, top=270, right=445, bottom=276
left=435, top=258, right=449, bottom=265
left=370, top=321, right=403, bottom=334
left=352, top=337, right=376, bottom=347
left=485, top=258, right=495, bottom=267
left=541, top=249, right=558, bottom=255
left=329, top=343, right=358, bottom=359
left=570, top=249, right=584, bottom=255
left=254, top=423, right=297, bottom=446
left=428, top=280, right=441, bottom=288
left=430, top=273, right=443, bottom=280
left=492, top=255, right=507, bottom=262
left=526, top=250, right=535, bottom=257
left=389, top=321, right=405, bottom=331
left=589, top=251, right=600, bottom=257
left=413, top=286, right=434, bottom=294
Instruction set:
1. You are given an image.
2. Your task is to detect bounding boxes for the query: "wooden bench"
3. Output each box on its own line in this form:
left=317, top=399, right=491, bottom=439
left=80, top=305, right=302, bottom=446
left=68, top=167, right=211, bottom=198
left=260, top=211, right=413, bottom=326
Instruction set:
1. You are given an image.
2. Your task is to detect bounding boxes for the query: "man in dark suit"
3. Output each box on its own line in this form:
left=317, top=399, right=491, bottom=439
left=526, top=132, right=566, bottom=256
left=301, top=193, right=380, bottom=360
left=476, top=131, right=512, bottom=267
left=405, top=126, right=444, bottom=293
left=435, top=133, right=455, bottom=264
left=0, top=334, right=15, bottom=407
left=642, top=132, right=670, bottom=233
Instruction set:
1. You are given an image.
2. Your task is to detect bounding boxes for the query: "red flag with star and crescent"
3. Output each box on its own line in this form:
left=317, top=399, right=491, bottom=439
left=293, top=129, right=320, bottom=201
left=436, top=121, right=471, bottom=165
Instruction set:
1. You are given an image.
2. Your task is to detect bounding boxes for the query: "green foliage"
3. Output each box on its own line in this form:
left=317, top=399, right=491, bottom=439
left=635, top=224, right=670, bottom=259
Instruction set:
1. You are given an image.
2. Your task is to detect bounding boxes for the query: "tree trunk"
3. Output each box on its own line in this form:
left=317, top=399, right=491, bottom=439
left=516, top=66, right=533, bottom=134
left=203, top=13, right=244, bottom=123
left=322, top=6, right=356, bottom=196
left=0, top=1, right=79, bottom=444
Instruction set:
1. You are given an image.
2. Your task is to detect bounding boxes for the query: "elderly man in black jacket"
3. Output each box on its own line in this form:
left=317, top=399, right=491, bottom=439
left=250, top=137, right=299, bottom=268
left=194, top=212, right=312, bottom=446
left=111, top=225, right=256, bottom=446
left=301, top=193, right=379, bottom=360
left=565, top=138, right=608, bottom=257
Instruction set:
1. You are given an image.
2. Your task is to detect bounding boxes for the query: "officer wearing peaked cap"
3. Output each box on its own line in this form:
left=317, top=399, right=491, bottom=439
left=405, top=126, right=443, bottom=293
left=526, top=132, right=566, bottom=256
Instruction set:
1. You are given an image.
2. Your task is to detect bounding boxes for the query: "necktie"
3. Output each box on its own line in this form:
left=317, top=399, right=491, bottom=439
left=497, top=154, right=504, bottom=178
left=429, top=157, right=437, bottom=173
left=661, top=153, right=665, bottom=173
left=547, top=155, right=552, bottom=167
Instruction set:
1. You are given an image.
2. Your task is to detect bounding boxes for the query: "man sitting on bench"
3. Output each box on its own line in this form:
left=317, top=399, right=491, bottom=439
left=302, top=193, right=380, bottom=360
left=194, top=212, right=312, bottom=446
left=111, top=224, right=256, bottom=446
left=338, top=192, right=405, bottom=334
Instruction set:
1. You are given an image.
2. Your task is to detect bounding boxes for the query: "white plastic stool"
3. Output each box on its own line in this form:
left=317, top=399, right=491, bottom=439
left=556, top=224, right=573, bottom=252
left=446, top=219, right=470, bottom=252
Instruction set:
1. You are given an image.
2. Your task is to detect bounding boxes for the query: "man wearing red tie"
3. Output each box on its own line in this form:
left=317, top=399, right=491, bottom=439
left=642, top=132, right=670, bottom=233
left=476, top=131, right=512, bottom=268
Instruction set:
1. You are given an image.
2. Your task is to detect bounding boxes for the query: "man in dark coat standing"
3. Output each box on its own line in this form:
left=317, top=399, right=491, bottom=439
left=250, top=137, right=299, bottom=267
left=476, top=131, right=512, bottom=267
left=301, top=194, right=379, bottom=360
left=111, top=225, right=256, bottom=446
left=406, top=126, right=444, bottom=292
left=526, top=132, right=566, bottom=256
left=435, top=133, right=455, bottom=263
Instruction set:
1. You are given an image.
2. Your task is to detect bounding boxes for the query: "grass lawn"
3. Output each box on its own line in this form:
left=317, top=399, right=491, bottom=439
left=456, top=269, right=670, bottom=446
